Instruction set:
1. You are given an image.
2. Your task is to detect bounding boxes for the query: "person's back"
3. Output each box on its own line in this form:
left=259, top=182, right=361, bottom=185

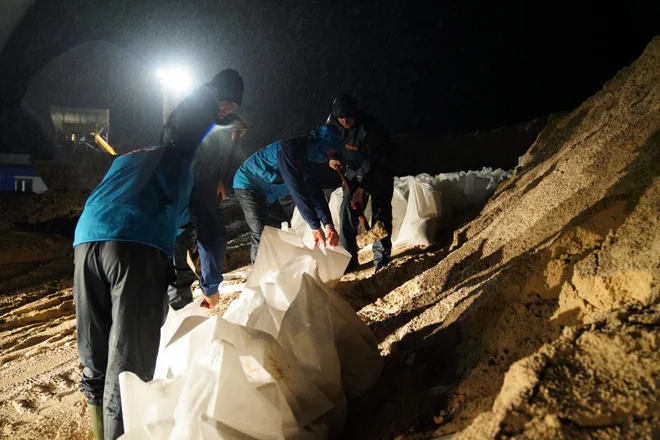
left=74, top=146, right=193, bottom=257
left=233, top=140, right=288, bottom=202
left=73, top=69, right=245, bottom=440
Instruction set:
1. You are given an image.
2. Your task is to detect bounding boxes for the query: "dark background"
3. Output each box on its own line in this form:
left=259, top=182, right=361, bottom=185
left=1, top=0, right=658, bottom=169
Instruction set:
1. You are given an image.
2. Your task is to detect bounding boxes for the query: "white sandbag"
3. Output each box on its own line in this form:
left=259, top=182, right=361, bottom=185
left=154, top=300, right=209, bottom=379
left=122, top=318, right=336, bottom=439
left=464, top=170, right=494, bottom=205
left=121, top=254, right=382, bottom=439
left=246, top=226, right=351, bottom=289
left=120, top=373, right=185, bottom=433
left=226, top=256, right=383, bottom=399
left=436, top=172, right=469, bottom=213
left=170, top=341, right=283, bottom=440
left=391, top=174, right=441, bottom=248
left=121, top=339, right=286, bottom=440
left=119, top=419, right=175, bottom=440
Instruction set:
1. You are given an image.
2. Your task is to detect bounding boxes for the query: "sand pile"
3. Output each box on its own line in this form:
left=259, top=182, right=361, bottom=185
left=343, top=36, right=659, bottom=438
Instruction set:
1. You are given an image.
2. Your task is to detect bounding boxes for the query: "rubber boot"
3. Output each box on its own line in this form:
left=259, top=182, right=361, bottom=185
left=88, top=403, right=104, bottom=440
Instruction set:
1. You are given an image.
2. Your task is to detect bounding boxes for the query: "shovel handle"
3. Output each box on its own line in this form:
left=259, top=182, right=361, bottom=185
left=336, top=168, right=351, bottom=189
left=336, top=168, right=371, bottom=231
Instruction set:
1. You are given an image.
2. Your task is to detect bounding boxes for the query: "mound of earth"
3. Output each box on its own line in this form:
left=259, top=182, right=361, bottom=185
left=342, top=36, right=659, bottom=439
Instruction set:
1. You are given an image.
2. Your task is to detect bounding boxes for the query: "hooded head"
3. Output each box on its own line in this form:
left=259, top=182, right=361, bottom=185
left=307, top=124, right=341, bottom=163
left=332, top=94, right=359, bottom=119
left=208, top=69, right=244, bottom=105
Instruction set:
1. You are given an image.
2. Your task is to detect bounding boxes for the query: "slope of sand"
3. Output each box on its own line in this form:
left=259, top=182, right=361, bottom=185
left=0, top=37, right=658, bottom=439
left=343, top=36, right=660, bottom=438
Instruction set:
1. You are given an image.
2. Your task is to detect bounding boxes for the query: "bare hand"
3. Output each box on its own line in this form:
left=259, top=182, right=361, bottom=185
left=231, top=128, right=248, bottom=140
left=351, top=188, right=365, bottom=210
left=312, top=228, right=326, bottom=247
left=201, top=292, right=220, bottom=309
left=326, top=224, right=339, bottom=247
left=217, top=182, right=228, bottom=201
left=329, top=159, right=341, bottom=170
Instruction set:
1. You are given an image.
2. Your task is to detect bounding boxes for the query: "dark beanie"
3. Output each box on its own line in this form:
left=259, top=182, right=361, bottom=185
left=332, top=94, right=359, bottom=118
left=209, top=69, right=244, bottom=105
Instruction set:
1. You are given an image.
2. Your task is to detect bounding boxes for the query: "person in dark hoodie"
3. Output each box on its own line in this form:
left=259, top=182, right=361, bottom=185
left=73, top=69, right=244, bottom=440
left=233, top=124, right=342, bottom=263
left=162, top=83, right=247, bottom=311
left=326, top=94, right=395, bottom=272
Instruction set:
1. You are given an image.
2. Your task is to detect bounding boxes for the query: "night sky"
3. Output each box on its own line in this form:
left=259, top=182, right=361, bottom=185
left=1, top=0, right=659, bottom=164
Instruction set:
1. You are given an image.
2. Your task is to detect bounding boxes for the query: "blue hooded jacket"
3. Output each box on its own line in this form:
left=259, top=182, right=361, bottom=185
left=233, top=124, right=340, bottom=229
left=74, top=83, right=229, bottom=295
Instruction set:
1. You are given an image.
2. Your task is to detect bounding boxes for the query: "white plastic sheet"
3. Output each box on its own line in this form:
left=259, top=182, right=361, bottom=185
left=120, top=256, right=381, bottom=440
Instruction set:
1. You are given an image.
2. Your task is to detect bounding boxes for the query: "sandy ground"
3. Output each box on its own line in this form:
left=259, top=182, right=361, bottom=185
left=0, top=36, right=658, bottom=440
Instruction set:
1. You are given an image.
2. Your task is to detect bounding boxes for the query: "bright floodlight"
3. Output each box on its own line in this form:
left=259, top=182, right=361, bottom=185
left=157, top=68, right=190, bottom=92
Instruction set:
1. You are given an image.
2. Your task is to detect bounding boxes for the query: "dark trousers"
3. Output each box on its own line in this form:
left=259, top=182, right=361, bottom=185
left=167, top=223, right=197, bottom=310
left=340, top=184, right=393, bottom=266
left=234, top=188, right=289, bottom=263
left=74, top=241, right=169, bottom=440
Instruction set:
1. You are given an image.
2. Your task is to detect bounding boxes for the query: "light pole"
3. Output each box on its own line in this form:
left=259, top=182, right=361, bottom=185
left=156, top=68, right=191, bottom=125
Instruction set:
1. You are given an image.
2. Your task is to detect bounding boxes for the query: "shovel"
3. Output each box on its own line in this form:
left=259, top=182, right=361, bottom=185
left=336, top=168, right=389, bottom=249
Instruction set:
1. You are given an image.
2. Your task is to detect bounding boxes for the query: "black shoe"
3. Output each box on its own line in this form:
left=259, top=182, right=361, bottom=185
left=345, top=259, right=360, bottom=273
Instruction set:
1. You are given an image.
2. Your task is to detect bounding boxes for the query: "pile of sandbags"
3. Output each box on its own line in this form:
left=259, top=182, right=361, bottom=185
left=119, top=230, right=382, bottom=439
left=435, top=167, right=513, bottom=213
left=291, top=167, right=514, bottom=250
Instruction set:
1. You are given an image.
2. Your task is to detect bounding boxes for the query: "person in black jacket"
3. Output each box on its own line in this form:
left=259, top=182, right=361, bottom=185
left=327, top=94, right=394, bottom=272
left=162, top=69, right=247, bottom=310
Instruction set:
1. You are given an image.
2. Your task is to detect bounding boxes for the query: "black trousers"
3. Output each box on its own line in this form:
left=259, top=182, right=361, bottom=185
left=340, top=183, right=393, bottom=266
left=74, top=241, right=169, bottom=440
left=167, top=223, right=197, bottom=310
left=234, top=188, right=289, bottom=263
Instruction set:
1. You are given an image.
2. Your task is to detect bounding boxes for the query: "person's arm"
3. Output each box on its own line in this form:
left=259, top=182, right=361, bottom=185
left=217, top=113, right=248, bottom=139
left=190, top=168, right=227, bottom=297
left=162, top=86, right=218, bottom=161
left=277, top=139, right=329, bottom=229
left=308, top=175, right=333, bottom=228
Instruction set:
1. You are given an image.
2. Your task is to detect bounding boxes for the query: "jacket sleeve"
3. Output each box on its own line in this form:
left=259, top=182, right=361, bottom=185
left=277, top=140, right=332, bottom=229
left=356, top=125, right=390, bottom=183
left=162, top=86, right=218, bottom=162
left=189, top=167, right=226, bottom=295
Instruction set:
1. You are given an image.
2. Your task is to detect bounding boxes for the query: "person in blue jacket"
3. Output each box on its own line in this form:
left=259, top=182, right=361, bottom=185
left=73, top=69, right=244, bottom=440
left=233, top=124, right=341, bottom=263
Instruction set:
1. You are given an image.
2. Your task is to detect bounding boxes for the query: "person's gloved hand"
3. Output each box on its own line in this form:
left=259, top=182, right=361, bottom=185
left=312, top=228, right=326, bottom=247
left=329, top=159, right=342, bottom=171
left=351, top=187, right=365, bottom=210
left=201, top=292, right=220, bottom=309
left=326, top=224, right=339, bottom=247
